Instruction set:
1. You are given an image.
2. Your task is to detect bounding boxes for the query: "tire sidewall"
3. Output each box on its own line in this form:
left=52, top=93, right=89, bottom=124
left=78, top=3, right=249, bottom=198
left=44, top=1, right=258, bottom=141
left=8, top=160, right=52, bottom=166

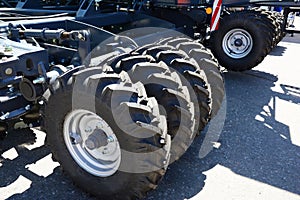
left=211, top=14, right=267, bottom=71
left=45, top=88, right=160, bottom=198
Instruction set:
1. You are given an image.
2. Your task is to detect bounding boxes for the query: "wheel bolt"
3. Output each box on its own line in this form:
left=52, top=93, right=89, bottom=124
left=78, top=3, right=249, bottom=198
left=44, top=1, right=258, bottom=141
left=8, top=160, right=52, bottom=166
left=70, top=133, right=82, bottom=144
left=96, top=122, right=103, bottom=129
left=102, top=147, right=109, bottom=154
left=85, top=126, right=93, bottom=133
left=107, top=136, right=114, bottom=143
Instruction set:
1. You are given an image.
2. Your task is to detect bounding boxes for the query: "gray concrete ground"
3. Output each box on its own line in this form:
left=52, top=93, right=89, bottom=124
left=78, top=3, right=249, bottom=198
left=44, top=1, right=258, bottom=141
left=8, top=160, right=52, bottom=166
left=1, top=27, right=300, bottom=200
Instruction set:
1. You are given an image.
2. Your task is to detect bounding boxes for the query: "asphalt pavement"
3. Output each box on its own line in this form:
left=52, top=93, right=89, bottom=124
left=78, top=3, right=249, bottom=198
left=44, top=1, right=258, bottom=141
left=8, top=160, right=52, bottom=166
left=1, top=29, right=300, bottom=200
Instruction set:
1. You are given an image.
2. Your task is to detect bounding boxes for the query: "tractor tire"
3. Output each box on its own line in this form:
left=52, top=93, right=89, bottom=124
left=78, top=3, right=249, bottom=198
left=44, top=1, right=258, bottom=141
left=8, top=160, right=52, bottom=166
left=108, top=53, right=196, bottom=162
left=210, top=11, right=273, bottom=71
left=265, top=11, right=283, bottom=44
left=161, top=39, right=225, bottom=119
left=43, top=67, right=171, bottom=200
left=252, top=8, right=286, bottom=44
left=144, top=46, right=209, bottom=131
left=250, top=9, right=279, bottom=48
left=270, top=11, right=286, bottom=42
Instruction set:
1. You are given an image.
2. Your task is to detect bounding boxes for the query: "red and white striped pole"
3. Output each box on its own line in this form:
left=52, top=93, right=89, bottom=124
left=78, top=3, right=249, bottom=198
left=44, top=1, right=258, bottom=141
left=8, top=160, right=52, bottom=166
left=210, top=0, right=222, bottom=31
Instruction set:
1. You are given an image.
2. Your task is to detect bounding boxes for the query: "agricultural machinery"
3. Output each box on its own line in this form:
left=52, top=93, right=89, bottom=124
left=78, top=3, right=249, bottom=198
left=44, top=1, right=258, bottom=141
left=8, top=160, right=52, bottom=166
left=0, top=0, right=299, bottom=199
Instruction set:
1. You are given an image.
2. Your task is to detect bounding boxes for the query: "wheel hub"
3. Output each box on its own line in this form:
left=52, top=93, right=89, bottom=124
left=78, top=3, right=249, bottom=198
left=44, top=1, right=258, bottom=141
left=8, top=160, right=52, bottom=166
left=85, top=129, right=108, bottom=150
left=63, top=109, right=121, bottom=177
left=234, top=38, right=243, bottom=47
left=222, top=28, right=253, bottom=59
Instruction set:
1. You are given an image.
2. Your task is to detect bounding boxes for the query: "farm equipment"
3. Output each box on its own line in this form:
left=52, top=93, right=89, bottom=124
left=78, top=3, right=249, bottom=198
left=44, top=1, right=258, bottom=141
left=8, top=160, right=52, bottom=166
left=0, top=0, right=299, bottom=199
left=1, top=0, right=300, bottom=71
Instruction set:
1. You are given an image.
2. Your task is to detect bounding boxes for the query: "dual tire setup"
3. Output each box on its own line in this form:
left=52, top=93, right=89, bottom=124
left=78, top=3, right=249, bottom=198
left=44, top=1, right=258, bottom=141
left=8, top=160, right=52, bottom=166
left=210, top=9, right=286, bottom=71
left=0, top=2, right=289, bottom=198
left=43, top=8, right=286, bottom=198
left=43, top=38, right=225, bottom=199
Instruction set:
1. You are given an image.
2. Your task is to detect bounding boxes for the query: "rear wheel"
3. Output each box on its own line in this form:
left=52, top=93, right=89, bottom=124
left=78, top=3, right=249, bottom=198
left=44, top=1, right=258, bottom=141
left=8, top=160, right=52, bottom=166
left=210, top=11, right=273, bottom=71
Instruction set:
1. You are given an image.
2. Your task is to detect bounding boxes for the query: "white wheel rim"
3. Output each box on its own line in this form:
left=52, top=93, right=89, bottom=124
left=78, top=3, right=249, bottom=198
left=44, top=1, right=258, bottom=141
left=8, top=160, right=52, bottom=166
left=222, top=28, right=253, bottom=59
left=63, top=109, right=121, bottom=177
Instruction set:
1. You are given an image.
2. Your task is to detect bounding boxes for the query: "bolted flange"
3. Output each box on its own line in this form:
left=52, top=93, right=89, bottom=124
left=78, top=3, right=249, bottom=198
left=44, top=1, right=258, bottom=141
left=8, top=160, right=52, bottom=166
left=84, top=129, right=108, bottom=150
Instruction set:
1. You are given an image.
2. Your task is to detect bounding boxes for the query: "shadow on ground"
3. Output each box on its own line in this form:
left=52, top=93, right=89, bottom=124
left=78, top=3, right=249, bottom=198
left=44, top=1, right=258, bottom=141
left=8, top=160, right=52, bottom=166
left=1, top=70, right=299, bottom=200
left=146, top=70, right=300, bottom=199
left=0, top=129, right=95, bottom=200
left=268, top=45, right=287, bottom=56
left=217, top=71, right=300, bottom=194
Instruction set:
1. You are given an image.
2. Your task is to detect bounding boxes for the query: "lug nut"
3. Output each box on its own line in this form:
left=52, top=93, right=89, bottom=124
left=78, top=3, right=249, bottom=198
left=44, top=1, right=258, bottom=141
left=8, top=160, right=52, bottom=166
left=70, top=132, right=82, bottom=144
left=102, top=147, right=109, bottom=154
left=107, top=136, right=114, bottom=143
left=96, top=122, right=103, bottom=129
left=85, top=126, right=93, bottom=133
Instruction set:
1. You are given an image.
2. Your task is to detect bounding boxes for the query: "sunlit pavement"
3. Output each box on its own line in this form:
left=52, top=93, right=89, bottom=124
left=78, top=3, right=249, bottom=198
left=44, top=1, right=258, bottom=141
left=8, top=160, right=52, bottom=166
left=150, top=18, right=300, bottom=200
left=189, top=35, right=300, bottom=200
left=1, top=23, right=300, bottom=200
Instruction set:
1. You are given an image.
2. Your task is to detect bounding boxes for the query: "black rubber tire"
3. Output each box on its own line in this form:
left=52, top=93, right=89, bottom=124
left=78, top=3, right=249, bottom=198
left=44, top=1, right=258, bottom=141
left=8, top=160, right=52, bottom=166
left=157, top=36, right=192, bottom=46
left=252, top=8, right=285, bottom=44
left=250, top=9, right=279, bottom=49
left=210, top=11, right=273, bottom=71
left=264, top=11, right=283, bottom=44
left=147, top=47, right=209, bottom=131
left=270, top=11, right=286, bottom=42
left=43, top=67, right=171, bottom=199
left=161, top=39, right=225, bottom=119
left=109, top=53, right=196, bottom=162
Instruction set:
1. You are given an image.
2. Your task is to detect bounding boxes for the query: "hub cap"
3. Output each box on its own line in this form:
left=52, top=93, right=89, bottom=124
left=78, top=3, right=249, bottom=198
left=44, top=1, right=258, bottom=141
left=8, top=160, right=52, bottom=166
left=63, top=109, right=121, bottom=177
left=222, top=28, right=253, bottom=59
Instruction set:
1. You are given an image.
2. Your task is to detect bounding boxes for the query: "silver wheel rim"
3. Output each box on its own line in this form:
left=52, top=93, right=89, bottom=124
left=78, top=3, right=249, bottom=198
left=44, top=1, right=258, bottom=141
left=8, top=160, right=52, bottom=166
left=222, top=28, right=253, bottom=59
left=63, top=109, right=121, bottom=177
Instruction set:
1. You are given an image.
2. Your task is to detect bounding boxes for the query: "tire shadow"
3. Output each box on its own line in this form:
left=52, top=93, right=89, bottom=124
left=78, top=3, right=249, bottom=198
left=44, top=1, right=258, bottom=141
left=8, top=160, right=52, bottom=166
left=146, top=70, right=300, bottom=199
left=0, top=129, right=96, bottom=200
left=216, top=70, right=300, bottom=195
left=144, top=135, right=208, bottom=200
left=268, top=45, right=287, bottom=56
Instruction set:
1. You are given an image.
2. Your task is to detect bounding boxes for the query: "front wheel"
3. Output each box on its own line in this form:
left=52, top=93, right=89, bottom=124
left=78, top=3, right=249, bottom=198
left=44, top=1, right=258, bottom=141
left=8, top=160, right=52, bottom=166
left=43, top=67, right=171, bottom=199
